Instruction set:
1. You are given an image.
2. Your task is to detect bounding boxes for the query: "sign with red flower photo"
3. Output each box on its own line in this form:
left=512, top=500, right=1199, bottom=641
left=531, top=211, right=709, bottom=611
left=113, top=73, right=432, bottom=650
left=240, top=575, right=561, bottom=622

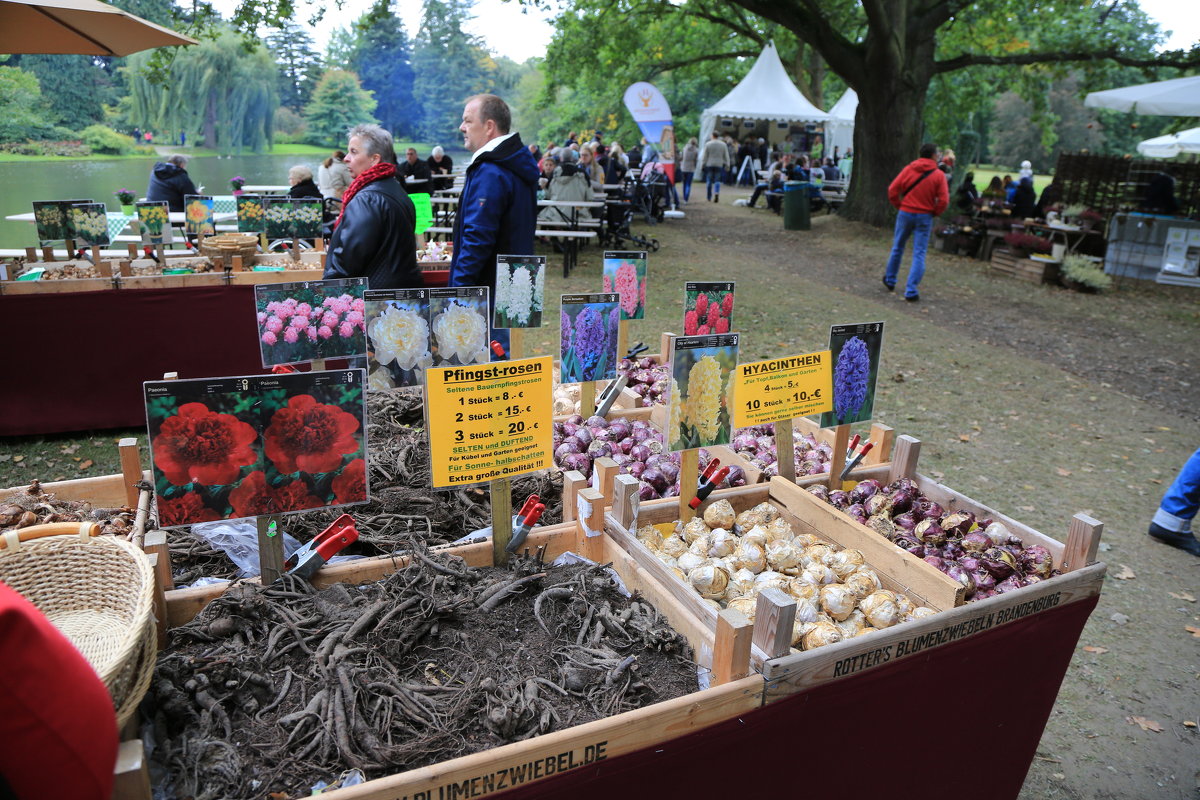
left=144, top=370, right=369, bottom=528
left=683, top=282, right=735, bottom=336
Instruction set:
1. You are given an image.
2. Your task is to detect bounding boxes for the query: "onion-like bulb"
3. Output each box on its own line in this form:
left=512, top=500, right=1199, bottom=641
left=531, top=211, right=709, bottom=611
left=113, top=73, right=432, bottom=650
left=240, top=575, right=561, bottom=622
left=688, top=563, right=730, bottom=599
left=636, top=525, right=664, bottom=551
left=676, top=551, right=707, bottom=573
left=732, top=541, right=767, bottom=574
left=727, top=568, right=757, bottom=599
left=702, top=499, right=736, bottom=530
left=681, top=517, right=710, bottom=544
left=707, top=529, right=738, bottom=559
left=726, top=596, right=757, bottom=619
left=802, top=620, right=844, bottom=650
left=844, top=569, right=881, bottom=599
left=859, top=590, right=900, bottom=629
left=828, top=548, right=865, bottom=580
left=660, top=535, right=688, bottom=559
left=764, top=517, right=795, bottom=543
left=820, top=583, right=858, bottom=621
left=766, top=540, right=804, bottom=571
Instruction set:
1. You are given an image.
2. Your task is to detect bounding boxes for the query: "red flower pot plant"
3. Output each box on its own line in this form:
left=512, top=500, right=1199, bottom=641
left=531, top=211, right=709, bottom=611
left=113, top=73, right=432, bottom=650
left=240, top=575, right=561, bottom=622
left=1003, top=231, right=1052, bottom=258
left=146, top=373, right=369, bottom=528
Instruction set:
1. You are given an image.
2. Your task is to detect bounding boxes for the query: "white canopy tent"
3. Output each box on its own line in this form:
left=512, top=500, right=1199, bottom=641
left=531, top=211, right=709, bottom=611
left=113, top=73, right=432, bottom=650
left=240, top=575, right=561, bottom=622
left=825, top=89, right=858, bottom=159
left=699, top=42, right=829, bottom=149
left=1136, top=127, right=1200, bottom=158
left=1084, top=75, right=1200, bottom=116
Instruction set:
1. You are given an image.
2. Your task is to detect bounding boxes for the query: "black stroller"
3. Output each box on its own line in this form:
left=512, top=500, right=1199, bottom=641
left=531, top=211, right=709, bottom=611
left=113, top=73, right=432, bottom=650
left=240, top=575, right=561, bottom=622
left=602, top=172, right=666, bottom=251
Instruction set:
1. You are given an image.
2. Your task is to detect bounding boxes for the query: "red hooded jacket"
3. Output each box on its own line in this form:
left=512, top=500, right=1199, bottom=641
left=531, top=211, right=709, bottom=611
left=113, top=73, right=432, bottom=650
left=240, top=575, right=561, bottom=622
left=888, top=157, right=949, bottom=215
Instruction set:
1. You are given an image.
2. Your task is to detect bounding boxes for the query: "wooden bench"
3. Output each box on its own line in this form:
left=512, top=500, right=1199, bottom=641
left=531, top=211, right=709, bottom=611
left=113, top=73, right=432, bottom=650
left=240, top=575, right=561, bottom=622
left=424, top=226, right=454, bottom=241
left=536, top=229, right=597, bottom=277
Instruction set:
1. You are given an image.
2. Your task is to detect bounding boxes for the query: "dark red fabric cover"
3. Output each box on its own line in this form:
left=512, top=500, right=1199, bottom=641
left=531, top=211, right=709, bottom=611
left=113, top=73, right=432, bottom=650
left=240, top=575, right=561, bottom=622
left=488, top=595, right=1098, bottom=800
left=0, top=580, right=118, bottom=799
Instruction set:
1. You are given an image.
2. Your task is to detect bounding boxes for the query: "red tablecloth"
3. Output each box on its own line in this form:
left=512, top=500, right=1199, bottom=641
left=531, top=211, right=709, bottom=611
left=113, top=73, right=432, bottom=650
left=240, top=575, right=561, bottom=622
left=491, top=594, right=1098, bottom=800
left=0, top=285, right=267, bottom=436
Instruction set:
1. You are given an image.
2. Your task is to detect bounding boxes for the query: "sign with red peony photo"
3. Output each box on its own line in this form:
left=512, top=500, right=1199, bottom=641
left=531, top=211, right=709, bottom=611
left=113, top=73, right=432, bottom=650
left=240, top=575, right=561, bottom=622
left=144, top=370, right=369, bottom=528
left=683, top=282, right=735, bottom=336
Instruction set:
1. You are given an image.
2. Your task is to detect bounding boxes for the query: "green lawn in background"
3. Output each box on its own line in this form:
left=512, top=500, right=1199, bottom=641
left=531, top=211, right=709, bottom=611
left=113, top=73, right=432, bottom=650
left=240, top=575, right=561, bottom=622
left=966, top=164, right=1054, bottom=192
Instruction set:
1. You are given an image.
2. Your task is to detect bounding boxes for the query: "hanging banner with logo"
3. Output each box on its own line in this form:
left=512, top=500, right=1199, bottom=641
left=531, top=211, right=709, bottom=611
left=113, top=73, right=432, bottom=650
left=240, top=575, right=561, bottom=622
left=622, top=81, right=676, bottom=181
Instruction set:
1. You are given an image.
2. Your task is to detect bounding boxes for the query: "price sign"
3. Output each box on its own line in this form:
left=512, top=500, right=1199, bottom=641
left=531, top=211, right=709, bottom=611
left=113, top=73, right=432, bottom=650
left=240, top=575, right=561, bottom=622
left=425, top=356, right=554, bottom=488
left=733, top=350, right=833, bottom=427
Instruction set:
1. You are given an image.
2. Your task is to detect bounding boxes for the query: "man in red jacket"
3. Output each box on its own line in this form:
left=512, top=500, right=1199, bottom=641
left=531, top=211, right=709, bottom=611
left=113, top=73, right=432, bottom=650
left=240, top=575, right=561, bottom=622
left=882, top=143, right=949, bottom=302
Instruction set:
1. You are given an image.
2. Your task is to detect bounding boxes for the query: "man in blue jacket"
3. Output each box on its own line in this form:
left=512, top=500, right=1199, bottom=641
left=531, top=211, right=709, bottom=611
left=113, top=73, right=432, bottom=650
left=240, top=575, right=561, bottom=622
left=450, top=94, right=540, bottom=356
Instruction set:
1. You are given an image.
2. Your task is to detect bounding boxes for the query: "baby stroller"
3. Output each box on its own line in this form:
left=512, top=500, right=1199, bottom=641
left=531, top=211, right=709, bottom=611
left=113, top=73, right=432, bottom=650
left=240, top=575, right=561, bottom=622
left=602, top=176, right=661, bottom=251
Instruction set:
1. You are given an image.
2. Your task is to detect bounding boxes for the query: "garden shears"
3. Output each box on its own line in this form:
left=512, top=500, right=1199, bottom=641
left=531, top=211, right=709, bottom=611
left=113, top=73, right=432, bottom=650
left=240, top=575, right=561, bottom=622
left=689, top=459, right=729, bottom=509
left=505, top=494, right=546, bottom=554
left=284, top=514, right=359, bottom=581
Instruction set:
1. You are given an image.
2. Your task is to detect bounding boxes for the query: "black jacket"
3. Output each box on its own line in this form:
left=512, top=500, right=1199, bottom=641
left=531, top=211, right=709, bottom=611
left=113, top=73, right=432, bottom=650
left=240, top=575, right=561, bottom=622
left=146, top=162, right=198, bottom=212
left=400, top=159, right=431, bottom=183
left=288, top=179, right=323, bottom=200
left=323, top=177, right=421, bottom=290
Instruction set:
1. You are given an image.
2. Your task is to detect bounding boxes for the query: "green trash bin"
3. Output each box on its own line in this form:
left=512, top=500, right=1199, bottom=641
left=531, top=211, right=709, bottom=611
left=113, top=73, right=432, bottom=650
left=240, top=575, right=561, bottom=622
left=783, top=181, right=810, bottom=231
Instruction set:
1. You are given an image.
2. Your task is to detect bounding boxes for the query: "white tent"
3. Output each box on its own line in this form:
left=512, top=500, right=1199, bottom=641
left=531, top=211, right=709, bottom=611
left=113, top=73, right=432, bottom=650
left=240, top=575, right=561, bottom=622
left=1136, top=127, right=1200, bottom=158
left=699, top=41, right=829, bottom=148
left=1084, top=75, right=1200, bottom=116
left=825, top=88, right=858, bottom=159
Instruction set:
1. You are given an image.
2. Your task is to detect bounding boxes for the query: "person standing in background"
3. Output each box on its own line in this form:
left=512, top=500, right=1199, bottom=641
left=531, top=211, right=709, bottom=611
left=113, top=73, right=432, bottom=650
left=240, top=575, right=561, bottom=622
left=700, top=131, right=730, bottom=203
left=1148, top=448, right=1200, bottom=556
left=882, top=142, right=948, bottom=302
left=679, top=137, right=699, bottom=203
left=318, top=150, right=351, bottom=200
left=450, top=94, right=540, bottom=356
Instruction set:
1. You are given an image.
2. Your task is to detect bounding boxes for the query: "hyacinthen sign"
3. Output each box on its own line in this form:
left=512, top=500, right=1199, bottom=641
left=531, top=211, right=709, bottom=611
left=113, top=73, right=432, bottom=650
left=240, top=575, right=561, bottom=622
left=733, top=350, right=833, bottom=427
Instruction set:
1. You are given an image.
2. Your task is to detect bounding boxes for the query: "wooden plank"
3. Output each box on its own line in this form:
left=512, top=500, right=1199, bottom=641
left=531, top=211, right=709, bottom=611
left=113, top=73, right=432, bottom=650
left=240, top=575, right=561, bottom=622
left=889, top=434, right=921, bottom=484
left=592, top=457, right=619, bottom=504
left=118, top=437, right=141, bottom=508
left=866, top=423, right=894, bottom=465
left=579, top=382, right=595, bottom=418
left=0, top=472, right=129, bottom=506
left=827, top=424, right=850, bottom=489
left=761, top=563, right=1106, bottom=702
left=713, top=608, right=753, bottom=685
left=145, top=552, right=169, bottom=650
left=1, top=277, right=115, bottom=295
left=111, top=739, right=151, bottom=800
left=575, top=487, right=605, bottom=563
left=752, top=588, right=796, bottom=660
left=491, top=477, right=512, bottom=566
left=612, top=474, right=640, bottom=530
left=774, top=417, right=796, bottom=482
left=1062, top=513, right=1103, bottom=573
left=678, top=448, right=699, bottom=521
left=256, top=515, right=286, bottom=584
left=561, top=470, right=587, bottom=522
left=768, top=477, right=963, bottom=609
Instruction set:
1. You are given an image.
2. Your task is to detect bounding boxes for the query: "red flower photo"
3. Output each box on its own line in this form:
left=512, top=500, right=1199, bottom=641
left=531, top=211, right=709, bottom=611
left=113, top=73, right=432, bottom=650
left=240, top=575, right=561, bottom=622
left=263, top=394, right=362, bottom=475
left=152, top=402, right=258, bottom=486
left=157, top=492, right=221, bottom=527
left=332, top=458, right=367, bottom=505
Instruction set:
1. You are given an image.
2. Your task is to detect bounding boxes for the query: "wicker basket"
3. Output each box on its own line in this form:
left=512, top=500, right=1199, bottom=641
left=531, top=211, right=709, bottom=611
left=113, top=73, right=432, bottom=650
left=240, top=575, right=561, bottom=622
left=198, top=232, right=260, bottom=263
left=0, top=525, right=156, bottom=726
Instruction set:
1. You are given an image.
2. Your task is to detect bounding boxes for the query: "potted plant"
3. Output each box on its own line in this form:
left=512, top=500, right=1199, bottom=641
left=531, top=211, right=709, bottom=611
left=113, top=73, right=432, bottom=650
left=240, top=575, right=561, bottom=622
left=230, top=175, right=246, bottom=196
left=1003, top=231, right=1052, bottom=258
left=1059, top=254, right=1112, bottom=293
left=114, top=188, right=136, bottom=215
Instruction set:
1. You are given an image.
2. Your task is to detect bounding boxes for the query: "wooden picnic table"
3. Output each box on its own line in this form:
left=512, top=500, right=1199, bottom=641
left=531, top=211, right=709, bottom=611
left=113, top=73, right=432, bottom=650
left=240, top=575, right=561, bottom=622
left=537, top=199, right=605, bottom=276
left=240, top=184, right=289, bottom=195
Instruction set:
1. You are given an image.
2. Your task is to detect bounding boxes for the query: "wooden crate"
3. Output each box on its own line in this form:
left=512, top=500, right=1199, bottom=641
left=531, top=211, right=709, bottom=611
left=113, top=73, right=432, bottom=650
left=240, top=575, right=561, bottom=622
left=159, top=520, right=763, bottom=800
left=989, top=247, right=1061, bottom=284
left=600, top=434, right=1106, bottom=703
left=117, top=271, right=227, bottom=289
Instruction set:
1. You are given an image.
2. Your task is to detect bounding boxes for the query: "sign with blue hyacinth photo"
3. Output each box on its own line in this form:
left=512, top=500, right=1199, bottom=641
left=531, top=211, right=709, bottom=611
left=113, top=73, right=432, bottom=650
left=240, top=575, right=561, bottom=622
left=819, top=321, right=884, bottom=428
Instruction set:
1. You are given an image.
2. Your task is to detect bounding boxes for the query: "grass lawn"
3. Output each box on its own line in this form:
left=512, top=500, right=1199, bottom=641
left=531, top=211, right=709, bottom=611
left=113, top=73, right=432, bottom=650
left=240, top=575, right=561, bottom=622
left=965, top=164, right=1054, bottom=192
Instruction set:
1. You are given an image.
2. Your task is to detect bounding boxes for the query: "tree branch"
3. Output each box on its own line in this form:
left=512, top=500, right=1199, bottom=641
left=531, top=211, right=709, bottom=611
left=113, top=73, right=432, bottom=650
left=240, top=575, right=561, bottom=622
left=730, top=0, right=866, bottom=86
left=936, top=48, right=1200, bottom=73
left=646, top=50, right=762, bottom=77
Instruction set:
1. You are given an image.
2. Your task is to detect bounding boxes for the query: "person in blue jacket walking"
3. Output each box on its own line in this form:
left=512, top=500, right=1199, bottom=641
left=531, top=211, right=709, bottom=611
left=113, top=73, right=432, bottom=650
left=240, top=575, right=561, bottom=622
left=450, top=94, right=541, bottom=357
left=1148, top=448, right=1200, bottom=556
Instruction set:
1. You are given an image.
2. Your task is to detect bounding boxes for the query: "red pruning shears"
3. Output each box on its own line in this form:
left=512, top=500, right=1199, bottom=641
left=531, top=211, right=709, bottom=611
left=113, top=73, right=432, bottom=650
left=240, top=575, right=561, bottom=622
left=505, top=494, right=546, bottom=554
left=284, top=514, right=359, bottom=580
left=490, top=340, right=508, bottom=360
left=845, top=434, right=861, bottom=459
left=840, top=440, right=875, bottom=481
left=690, top=458, right=729, bottom=509
left=272, top=364, right=299, bottom=374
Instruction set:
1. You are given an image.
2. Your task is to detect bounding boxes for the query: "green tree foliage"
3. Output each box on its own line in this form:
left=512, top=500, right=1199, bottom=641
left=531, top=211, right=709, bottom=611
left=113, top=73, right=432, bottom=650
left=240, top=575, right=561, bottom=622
left=989, top=75, right=1109, bottom=172
left=411, top=0, right=494, bottom=144
left=80, top=124, right=134, bottom=154
left=266, top=22, right=324, bottom=111
left=0, top=67, right=58, bottom=143
left=350, top=0, right=417, bottom=138
left=303, top=69, right=377, bottom=147
left=13, top=55, right=114, bottom=131
left=125, top=30, right=278, bottom=153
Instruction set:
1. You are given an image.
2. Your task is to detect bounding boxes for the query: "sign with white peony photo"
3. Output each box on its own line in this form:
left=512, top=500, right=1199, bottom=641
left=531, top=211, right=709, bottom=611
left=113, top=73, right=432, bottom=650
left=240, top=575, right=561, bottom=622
left=819, top=321, right=885, bottom=428
left=429, top=287, right=491, bottom=367
left=254, top=278, right=368, bottom=368
left=364, top=288, right=433, bottom=389
left=666, top=333, right=740, bottom=451
left=493, top=255, right=546, bottom=329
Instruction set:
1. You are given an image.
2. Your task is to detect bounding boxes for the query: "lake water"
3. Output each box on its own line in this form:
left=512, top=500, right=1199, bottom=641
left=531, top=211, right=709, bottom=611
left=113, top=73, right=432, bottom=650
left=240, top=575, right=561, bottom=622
left=0, top=153, right=331, bottom=249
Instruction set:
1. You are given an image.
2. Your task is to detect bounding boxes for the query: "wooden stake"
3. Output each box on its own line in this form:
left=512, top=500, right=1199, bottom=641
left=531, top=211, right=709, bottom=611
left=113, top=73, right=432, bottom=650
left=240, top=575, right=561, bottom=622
left=561, top=470, right=587, bottom=522
left=311, top=359, right=327, bottom=372
left=679, top=448, right=699, bottom=521
left=64, top=238, right=75, bottom=261
left=155, top=243, right=164, bottom=263
left=774, top=417, right=796, bottom=482
left=713, top=608, right=752, bottom=685
left=660, top=331, right=675, bottom=360
left=613, top=473, right=640, bottom=530
left=232, top=255, right=244, bottom=272
left=41, top=246, right=54, bottom=262
left=118, top=437, right=142, bottom=508
left=491, top=476, right=512, bottom=565
left=576, top=487, right=605, bottom=562
left=126, top=243, right=138, bottom=260
left=111, top=740, right=151, bottom=800
left=616, top=319, right=630, bottom=365
left=23, top=247, right=36, bottom=261
left=291, top=236, right=300, bottom=261
left=579, top=382, right=596, bottom=418
left=1062, top=513, right=1103, bottom=573
left=888, top=434, right=921, bottom=483
left=752, top=588, right=796, bottom=660
left=866, top=423, right=894, bottom=465
left=593, top=456, right=619, bottom=504
left=508, top=328, right=524, bottom=360
left=93, top=247, right=111, bottom=277
left=142, top=537, right=171, bottom=648
left=256, top=515, right=286, bottom=583
left=118, top=260, right=132, bottom=278
left=827, top=424, right=850, bottom=489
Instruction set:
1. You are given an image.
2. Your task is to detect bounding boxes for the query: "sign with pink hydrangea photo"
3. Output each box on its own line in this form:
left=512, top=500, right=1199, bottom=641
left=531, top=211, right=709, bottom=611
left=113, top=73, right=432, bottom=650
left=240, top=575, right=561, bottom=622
left=665, top=333, right=739, bottom=451
left=364, top=288, right=432, bottom=389
left=602, top=251, right=648, bottom=321
left=819, top=321, right=885, bottom=428
left=143, top=369, right=368, bottom=529
left=559, top=292, right=620, bottom=384
left=254, top=278, right=368, bottom=368
left=493, top=255, right=546, bottom=329
left=683, top=281, right=734, bottom=336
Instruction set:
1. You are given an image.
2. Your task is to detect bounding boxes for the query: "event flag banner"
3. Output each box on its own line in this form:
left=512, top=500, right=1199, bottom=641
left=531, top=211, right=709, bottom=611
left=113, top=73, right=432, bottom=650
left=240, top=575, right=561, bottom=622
left=819, top=321, right=885, bottom=428
left=622, top=81, right=676, bottom=180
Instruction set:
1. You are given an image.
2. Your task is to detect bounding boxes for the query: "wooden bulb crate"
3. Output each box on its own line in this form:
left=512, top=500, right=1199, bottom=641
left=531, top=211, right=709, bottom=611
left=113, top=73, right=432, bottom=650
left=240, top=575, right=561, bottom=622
left=989, top=247, right=1061, bottom=284
left=158, top=518, right=762, bottom=800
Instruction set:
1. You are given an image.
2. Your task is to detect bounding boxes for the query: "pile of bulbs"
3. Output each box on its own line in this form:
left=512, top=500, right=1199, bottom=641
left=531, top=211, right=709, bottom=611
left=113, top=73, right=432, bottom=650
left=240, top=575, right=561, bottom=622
left=636, top=499, right=936, bottom=651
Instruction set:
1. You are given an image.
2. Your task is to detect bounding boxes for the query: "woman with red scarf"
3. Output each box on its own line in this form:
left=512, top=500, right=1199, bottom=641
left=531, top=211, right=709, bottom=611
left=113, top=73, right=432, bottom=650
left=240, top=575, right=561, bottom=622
left=323, top=124, right=420, bottom=290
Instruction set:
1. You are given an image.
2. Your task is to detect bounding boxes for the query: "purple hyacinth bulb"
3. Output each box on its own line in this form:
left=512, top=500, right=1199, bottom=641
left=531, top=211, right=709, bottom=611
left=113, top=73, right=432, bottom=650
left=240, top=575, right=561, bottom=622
left=833, top=335, right=870, bottom=423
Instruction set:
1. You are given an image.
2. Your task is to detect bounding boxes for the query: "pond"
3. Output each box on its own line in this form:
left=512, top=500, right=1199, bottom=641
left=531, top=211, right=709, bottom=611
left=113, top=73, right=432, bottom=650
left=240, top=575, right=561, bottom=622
left=0, top=152, right=335, bottom=250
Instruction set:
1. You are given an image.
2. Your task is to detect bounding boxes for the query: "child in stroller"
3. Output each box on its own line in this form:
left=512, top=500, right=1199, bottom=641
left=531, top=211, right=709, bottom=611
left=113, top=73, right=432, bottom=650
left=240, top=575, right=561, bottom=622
left=602, top=172, right=664, bottom=251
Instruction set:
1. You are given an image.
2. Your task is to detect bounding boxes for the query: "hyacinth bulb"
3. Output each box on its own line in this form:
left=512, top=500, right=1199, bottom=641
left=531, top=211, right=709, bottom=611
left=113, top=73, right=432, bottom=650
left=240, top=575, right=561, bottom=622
left=702, top=499, right=737, bottom=530
left=833, top=335, right=871, bottom=423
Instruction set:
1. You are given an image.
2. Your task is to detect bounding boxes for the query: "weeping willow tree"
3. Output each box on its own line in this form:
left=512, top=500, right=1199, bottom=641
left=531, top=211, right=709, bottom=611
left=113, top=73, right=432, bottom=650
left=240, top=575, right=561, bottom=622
left=125, top=30, right=278, bottom=153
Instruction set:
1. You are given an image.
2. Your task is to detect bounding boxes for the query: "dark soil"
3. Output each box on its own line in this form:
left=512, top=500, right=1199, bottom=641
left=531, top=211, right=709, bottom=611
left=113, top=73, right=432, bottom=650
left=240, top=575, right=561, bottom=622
left=150, top=550, right=696, bottom=799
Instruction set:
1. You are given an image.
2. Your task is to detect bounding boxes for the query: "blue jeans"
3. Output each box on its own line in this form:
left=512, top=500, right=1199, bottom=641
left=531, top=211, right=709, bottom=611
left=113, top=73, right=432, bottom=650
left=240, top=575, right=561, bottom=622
left=682, top=171, right=694, bottom=202
left=884, top=210, right=933, bottom=298
left=1154, top=448, right=1200, bottom=533
left=704, top=167, right=722, bottom=200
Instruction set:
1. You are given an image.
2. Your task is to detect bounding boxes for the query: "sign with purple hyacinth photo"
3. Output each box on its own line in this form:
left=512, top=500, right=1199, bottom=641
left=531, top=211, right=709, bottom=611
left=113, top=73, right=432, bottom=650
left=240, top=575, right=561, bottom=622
left=819, top=321, right=884, bottom=428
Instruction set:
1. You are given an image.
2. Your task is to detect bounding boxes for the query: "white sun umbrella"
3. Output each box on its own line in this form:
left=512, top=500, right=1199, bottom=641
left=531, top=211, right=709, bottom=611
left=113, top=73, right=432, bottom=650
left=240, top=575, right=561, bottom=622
left=1084, top=75, right=1200, bottom=116
left=0, top=0, right=196, bottom=56
left=1136, top=127, right=1200, bottom=158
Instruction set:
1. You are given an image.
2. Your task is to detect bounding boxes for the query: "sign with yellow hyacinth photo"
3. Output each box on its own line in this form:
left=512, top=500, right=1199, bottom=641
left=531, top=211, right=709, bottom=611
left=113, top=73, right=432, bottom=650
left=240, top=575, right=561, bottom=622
left=666, top=333, right=739, bottom=452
